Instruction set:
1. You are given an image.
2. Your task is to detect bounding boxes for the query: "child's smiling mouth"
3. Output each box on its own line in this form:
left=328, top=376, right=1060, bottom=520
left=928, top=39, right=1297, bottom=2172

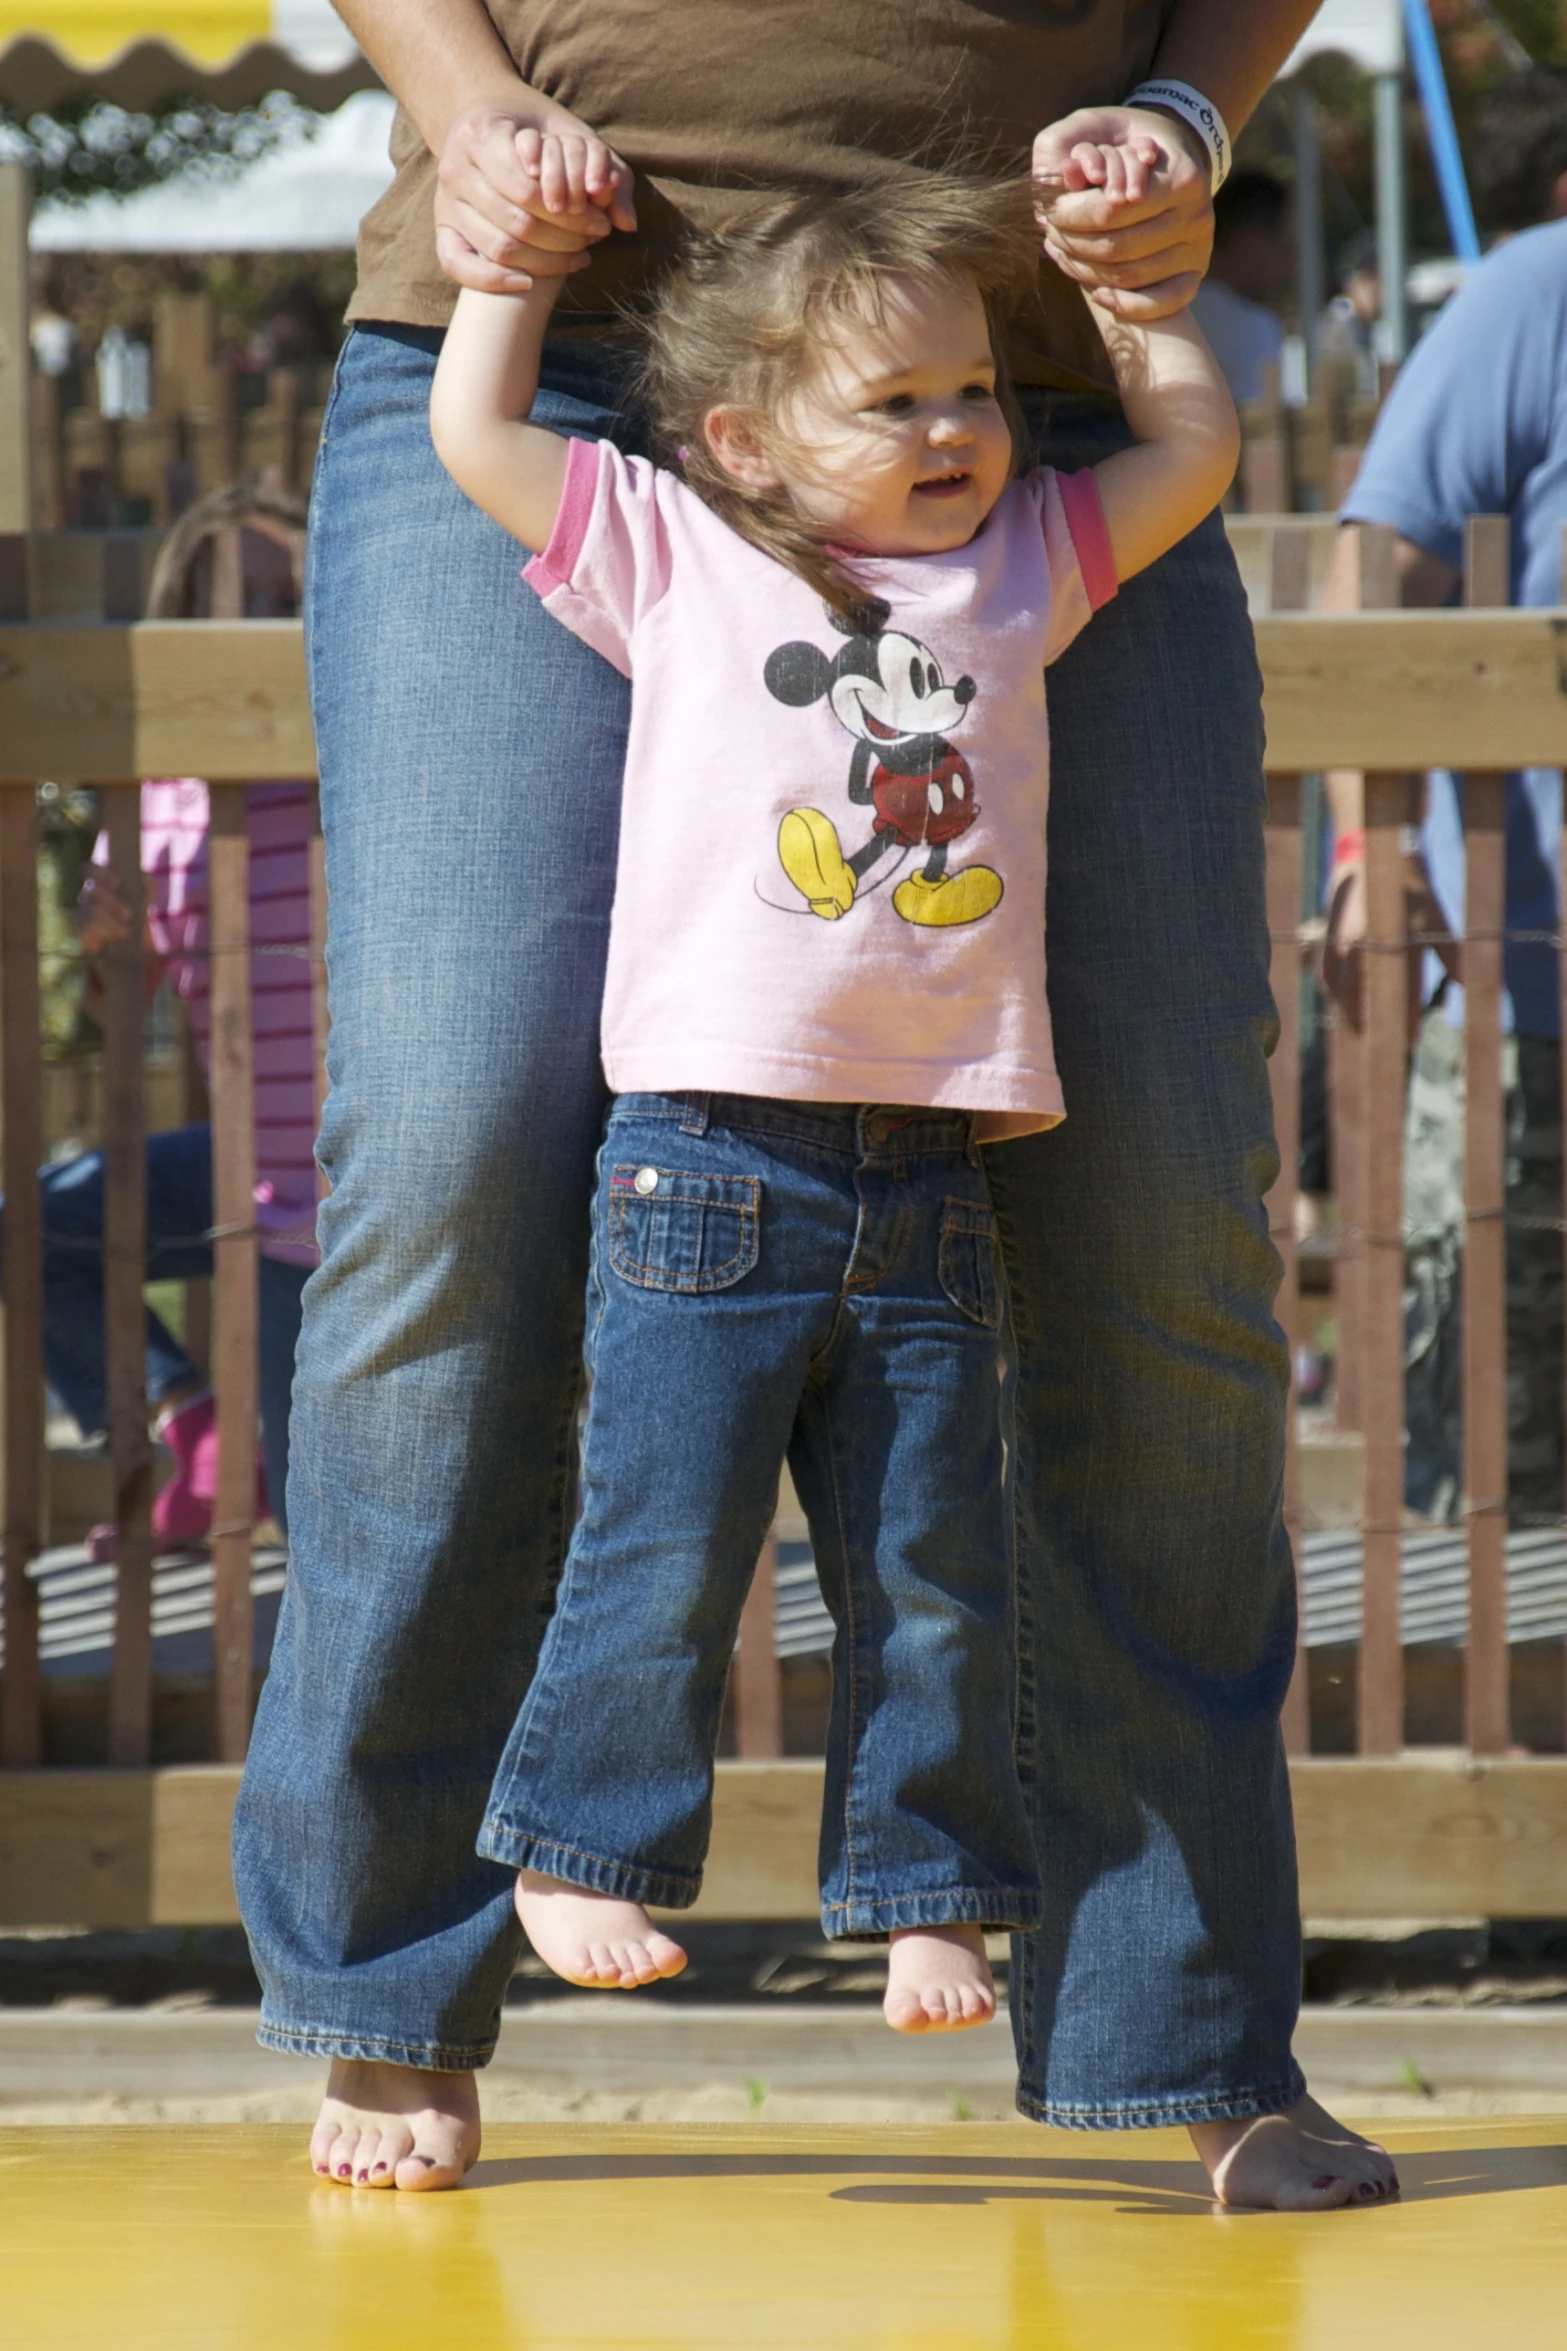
left=913, top=470, right=972, bottom=498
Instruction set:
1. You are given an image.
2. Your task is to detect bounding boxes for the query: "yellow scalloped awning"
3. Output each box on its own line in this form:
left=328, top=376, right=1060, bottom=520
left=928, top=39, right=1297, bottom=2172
left=0, top=4, right=272, bottom=68
left=0, top=2, right=375, bottom=111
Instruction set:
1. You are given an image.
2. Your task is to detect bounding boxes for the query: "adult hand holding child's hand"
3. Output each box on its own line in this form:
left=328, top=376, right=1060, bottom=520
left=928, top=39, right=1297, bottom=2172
left=1033, top=106, right=1214, bottom=318
left=435, top=106, right=636, bottom=294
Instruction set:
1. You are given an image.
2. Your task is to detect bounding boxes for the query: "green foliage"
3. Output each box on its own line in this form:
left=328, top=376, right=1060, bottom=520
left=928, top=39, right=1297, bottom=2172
left=0, top=93, right=308, bottom=208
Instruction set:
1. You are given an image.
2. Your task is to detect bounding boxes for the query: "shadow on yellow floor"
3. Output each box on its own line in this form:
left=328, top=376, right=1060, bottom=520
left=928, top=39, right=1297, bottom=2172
left=3, top=2121, right=1564, bottom=2350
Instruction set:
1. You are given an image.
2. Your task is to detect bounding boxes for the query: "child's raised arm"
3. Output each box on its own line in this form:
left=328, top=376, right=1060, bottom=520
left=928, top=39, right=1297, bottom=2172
left=1084, top=301, right=1241, bottom=585
left=430, top=279, right=572, bottom=550
left=430, top=131, right=622, bottom=547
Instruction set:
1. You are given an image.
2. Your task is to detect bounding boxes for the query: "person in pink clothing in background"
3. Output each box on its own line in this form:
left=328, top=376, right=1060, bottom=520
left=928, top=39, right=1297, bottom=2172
left=0, top=491, right=319, bottom=1554
left=74, top=775, right=319, bottom=1548
left=427, top=148, right=1243, bottom=2041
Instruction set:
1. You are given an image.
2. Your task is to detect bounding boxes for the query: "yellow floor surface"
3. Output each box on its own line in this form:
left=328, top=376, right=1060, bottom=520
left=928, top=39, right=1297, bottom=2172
left=2, top=2120, right=1565, bottom=2351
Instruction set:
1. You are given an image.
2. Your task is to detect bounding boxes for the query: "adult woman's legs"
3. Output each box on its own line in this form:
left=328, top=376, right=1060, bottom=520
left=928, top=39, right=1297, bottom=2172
left=233, top=328, right=636, bottom=2184
left=992, top=396, right=1393, bottom=2208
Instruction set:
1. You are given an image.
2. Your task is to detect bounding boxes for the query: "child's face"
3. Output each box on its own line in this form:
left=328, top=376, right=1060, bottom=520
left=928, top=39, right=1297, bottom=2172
left=720, top=274, right=1014, bottom=559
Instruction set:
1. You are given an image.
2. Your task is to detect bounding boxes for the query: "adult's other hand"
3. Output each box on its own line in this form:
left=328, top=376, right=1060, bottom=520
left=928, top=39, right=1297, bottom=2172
left=434, top=102, right=637, bottom=295
left=1033, top=105, right=1213, bottom=319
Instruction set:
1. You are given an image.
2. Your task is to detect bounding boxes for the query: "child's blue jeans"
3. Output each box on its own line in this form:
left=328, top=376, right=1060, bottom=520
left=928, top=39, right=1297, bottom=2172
left=478, top=1090, right=1042, bottom=1936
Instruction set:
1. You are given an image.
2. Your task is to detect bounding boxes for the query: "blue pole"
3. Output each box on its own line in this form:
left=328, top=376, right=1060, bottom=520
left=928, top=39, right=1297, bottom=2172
left=1403, top=0, right=1482, bottom=262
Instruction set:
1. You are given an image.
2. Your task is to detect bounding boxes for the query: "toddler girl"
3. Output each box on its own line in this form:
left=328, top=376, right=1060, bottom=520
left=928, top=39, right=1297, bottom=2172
left=430, top=144, right=1238, bottom=2034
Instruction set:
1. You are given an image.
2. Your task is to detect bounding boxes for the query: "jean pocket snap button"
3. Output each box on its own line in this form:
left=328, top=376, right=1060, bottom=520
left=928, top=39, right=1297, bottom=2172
left=634, top=1167, right=660, bottom=1196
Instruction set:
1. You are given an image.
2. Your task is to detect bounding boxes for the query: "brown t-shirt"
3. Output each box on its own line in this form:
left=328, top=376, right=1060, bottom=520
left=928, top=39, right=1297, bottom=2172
left=349, top=1, right=1174, bottom=390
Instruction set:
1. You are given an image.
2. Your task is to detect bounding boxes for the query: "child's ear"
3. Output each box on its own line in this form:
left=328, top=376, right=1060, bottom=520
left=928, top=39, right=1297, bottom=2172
left=703, top=406, right=780, bottom=492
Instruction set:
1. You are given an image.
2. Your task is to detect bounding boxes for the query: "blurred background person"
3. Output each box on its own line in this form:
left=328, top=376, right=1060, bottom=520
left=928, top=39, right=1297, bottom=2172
left=1190, top=167, right=1293, bottom=403
left=1320, top=65, right=1567, bottom=1524
left=1313, top=232, right=1381, bottom=394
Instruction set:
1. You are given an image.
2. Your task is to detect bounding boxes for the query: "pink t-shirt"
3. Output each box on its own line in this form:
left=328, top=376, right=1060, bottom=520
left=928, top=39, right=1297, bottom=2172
left=97, top=781, right=320, bottom=1266
left=526, top=439, right=1116, bottom=1139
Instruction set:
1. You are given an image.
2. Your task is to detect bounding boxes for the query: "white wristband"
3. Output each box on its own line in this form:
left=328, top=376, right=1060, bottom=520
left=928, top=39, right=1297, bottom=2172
left=1123, top=79, right=1231, bottom=194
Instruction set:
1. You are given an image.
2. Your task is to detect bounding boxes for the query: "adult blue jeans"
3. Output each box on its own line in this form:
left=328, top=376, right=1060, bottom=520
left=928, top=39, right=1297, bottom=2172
left=236, top=325, right=1303, bottom=2127
left=480, top=1091, right=1039, bottom=1936
left=2, top=1123, right=307, bottom=1530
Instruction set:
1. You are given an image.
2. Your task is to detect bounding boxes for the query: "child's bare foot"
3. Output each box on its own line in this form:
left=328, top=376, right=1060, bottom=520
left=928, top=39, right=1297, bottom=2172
left=883, top=1924, right=996, bottom=2034
left=310, top=2059, right=479, bottom=2191
left=1190, top=2093, right=1401, bottom=2211
left=514, top=1868, right=688, bottom=1989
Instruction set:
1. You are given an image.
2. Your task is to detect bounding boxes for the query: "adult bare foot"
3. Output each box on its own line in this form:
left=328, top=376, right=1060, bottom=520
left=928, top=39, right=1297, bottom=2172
left=883, top=1924, right=996, bottom=2034
left=1190, top=2093, right=1400, bottom=2211
left=310, top=2058, right=480, bottom=2191
left=515, top=1869, right=688, bottom=1989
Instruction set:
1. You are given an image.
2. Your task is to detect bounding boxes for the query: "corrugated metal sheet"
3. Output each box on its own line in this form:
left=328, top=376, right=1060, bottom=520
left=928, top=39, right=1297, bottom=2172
left=5, top=1525, right=1565, bottom=1677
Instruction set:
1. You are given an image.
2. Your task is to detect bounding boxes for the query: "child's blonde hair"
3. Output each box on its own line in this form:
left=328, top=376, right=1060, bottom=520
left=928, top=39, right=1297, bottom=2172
left=638, top=168, right=1041, bottom=618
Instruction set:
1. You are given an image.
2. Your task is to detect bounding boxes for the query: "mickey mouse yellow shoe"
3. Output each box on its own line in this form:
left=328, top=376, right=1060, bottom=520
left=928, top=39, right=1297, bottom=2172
left=779, top=807, right=857, bottom=919
left=893, top=865, right=1003, bottom=927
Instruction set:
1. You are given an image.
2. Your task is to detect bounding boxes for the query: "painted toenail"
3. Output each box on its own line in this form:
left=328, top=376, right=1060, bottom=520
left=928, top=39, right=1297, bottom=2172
left=337, top=2164, right=351, bottom=2177
left=1356, top=2181, right=1378, bottom=2199
left=372, top=2163, right=388, bottom=2175
left=1311, top=2175, right=1337, bottom=2190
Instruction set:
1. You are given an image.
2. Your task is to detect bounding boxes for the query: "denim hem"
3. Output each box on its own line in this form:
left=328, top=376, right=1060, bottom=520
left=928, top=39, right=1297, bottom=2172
left=1015, top=2060, right=1308, bottom=2133
left=476, top=1825, right=702, bottom=1911
left=255, top=2021, right=494, bottom=2071
left=823, top=1889, right=1042, bottom=1936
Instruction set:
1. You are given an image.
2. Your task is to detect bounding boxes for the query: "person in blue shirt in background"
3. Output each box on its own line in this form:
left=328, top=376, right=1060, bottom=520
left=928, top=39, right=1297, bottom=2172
left=1320, top=67, right=1567, bottom=1523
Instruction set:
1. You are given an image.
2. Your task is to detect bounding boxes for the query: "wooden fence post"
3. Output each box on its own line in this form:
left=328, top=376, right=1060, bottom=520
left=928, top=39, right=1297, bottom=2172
left=1356, top=521, right=1409, bottom=1756
left=207, top=787, right=258, bottom=1762
left=1560, top=522, right=1567, bottom=1750
left=104, top=786, right=154, bottom=1765
left=1265, top=524, right=1311, bottom=1752
left=1332, top=523, right=1400, bottom=1443
left=1461, top=517, right=1512, bottom=1756
left=0, top=786, right=43, bottom=1766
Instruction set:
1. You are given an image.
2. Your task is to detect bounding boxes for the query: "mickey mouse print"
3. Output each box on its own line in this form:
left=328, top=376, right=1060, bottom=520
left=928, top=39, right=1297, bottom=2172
left=763, top=600, right=1004, bottom=928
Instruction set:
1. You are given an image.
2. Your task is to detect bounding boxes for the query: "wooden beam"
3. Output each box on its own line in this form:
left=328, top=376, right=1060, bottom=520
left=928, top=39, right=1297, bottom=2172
left=1256, top=608, right=1567, bottom=769
left=0, top=622, right=315, bottom=783
left=8, top=1757, right=1567, bottom=1928
left=0, top=612, right=1563, bottom=784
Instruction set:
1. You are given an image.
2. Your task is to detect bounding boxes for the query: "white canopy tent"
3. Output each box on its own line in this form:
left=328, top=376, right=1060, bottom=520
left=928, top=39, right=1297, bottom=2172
left=29, top=83, right=394, bottom=251
left=1280, top=0, right=1409, bottom=365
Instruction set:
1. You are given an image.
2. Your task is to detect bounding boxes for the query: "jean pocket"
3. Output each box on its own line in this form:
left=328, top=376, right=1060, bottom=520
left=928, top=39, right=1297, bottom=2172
left=607, top=1166, right=761, bottom=1294
left=938, top=1199, right=1004, bottom=1330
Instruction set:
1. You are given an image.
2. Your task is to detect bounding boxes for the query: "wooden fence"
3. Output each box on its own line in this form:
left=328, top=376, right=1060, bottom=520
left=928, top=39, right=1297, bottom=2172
left=3, top=524, right=1567, bottom=1925
left=31, top=292, right=325, bottom=530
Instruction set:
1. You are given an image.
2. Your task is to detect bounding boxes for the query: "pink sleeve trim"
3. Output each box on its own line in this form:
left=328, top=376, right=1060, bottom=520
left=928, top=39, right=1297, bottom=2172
left=1056, top=468, right=1118, bottom=611
left=522, top=434, right=602, bottom=598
